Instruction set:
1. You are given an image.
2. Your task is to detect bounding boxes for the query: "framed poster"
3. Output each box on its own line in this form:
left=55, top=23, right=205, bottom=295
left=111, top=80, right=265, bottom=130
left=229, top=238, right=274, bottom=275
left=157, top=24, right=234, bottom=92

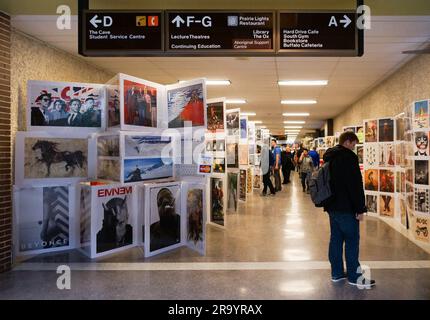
left=379, top=194, right=394, bottom=217
left=210, top=177, right=226, bottom=227
left=206, top=99, right=226, bottom=134
left=413, top=100, right=429, bottom=129
left=15, top=131, right=92, bottom=187
left=226, top=109, right=240, bottom=137
left=144, top=182, right=182, bottom=257
left=14, top=184, right=76, bottom=256
left=239, top=169, right=247, bottom=201
left=167, top=78, right=206, bottom=129
left=27, top=80, right=105, bottom=133
left=378, top=118, right=394, bottom=142
left=120, top=73, right=164, bottom=131
left=364, top=119, right=378, bottom=143
left=227, top=172, right=239, bottom=213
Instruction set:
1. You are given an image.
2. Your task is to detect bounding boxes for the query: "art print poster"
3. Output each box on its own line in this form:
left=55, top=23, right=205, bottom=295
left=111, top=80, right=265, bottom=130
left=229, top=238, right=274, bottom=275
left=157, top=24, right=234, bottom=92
left=365, top=120, right=378, bottom=143
left=95, top=185, right=134, bottom=254
left=207, top=101, right=224, bottom=132
left=107, top=83, right=120, bottom=127
left=97, top=135, right=119, bottom=157
left=400, top=199, right=408, bottom=228
left=226, top=141, right=239, bottom=168
left=379, top=194, right=394, bottom=217
left=149, top=185, right=181, bottom=252
left=27, top=80, right=104, bottom=130
left=415, top=188, right=430, bottom=213
left=356, top=126, right=364, bottom=144
left=379, top=169, right=395, bottom=193
left=379, top=143, right=395, bottom=167
left=227, top=172, right=238, bottom=212
left=239, top=169, right=247, bottom=201
left=396, top=117, right=405, bottom=141
left=210, top=178, right=224, bottom=226
left=213, top=158, right=226, bottom=174
left=365, top=194, right=378, bottom=214
left=415, top=217, right=429, bottom=242
left=239, top=144, right=249, bottom=166
left=378, top=118, right=394, bottom=142
left=414, top=100, right=429, bottom=129
left=24, top=137, right=88, bottom=179
left=247, top=167, right=253, bottom=193
left=124, top=158, right=173, bottom=183
left=168, top=82, right=205, bottom=128
left=97, top=159, right=120, bottom=181
left=240, top=118, right=248, bottom=140
left=253, top=170, right=261, bottom=189
left=186, top=188, right=204, bottom=253
left=364, top=144, right=378, bottom=167
left=415, top=160, right=429, bottom=185
left=124, top=135, right=172, bottom=157
left=414, top=132, right=429, bottom=156
left=16, top=186, right=70, bottom=254
left=364, top=169, right=379, bottom=191
left=356, top=145, right=363, bottom=164
left=226, top=110, right=240, bottom=136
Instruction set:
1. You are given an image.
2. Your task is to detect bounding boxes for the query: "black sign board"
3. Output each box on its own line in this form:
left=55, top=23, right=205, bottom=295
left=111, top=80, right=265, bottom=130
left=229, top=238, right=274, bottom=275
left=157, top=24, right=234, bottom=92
left=166, top=11, right=275, bottom=54
left=81, top=10, right=164, bottom=56
left=278, top=11, right=360, bottom=56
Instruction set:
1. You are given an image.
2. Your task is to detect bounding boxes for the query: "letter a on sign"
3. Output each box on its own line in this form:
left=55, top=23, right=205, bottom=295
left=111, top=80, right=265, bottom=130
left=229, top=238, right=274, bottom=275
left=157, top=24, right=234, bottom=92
left=328, top=16, right=338, bottom=27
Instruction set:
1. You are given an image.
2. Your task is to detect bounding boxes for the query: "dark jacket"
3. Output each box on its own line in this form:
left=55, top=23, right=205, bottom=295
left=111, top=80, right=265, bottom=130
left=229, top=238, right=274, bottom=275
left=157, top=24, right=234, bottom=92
left=323, top=145, right=366, bottom=214
left=281, top=151, right=294, bottom=170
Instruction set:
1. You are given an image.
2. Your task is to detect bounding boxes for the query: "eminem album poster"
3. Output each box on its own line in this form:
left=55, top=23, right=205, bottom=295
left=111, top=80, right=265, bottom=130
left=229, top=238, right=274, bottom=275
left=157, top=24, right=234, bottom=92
left=415, top=217, right=429, bottom=242
left=227, top=172, right=238, bottom=212
left=379, top=169, right=395, bottom=193
left=414, top=100, right=429, bottom=129
left=365, top=120, right=378, bottom=143
left=414, top=132, right=429, bottom=156
left=97, top=135, right=119, bottom=157
left=107, top=82, right=120, bottom=128
left=415, top=188, right=429, bottom=213
left=149, top=184, right=181, bottom=253
left=364, top=144, right=378, bottom=167
left=415, top=160, right=429, bottom=185
left=95, top=185, right=134, bottom=254
left=378, top=118, right=394, bottom=142
left=364, top=169, right=379, bottom=191
left=379, top=194, right=394, bottom=217
left=186, top=187, right=205, bottom=254
left=226, top=141, right=239, bottom=168
left=213, top=158, right=226, bottom=174
left=124, top=135, right=172, bottom=157
left=207, top=101, right=225, bottom=133
left=239, top=169, right=247, bottom=201
left=16, top=186, right=71, bottom=254
left=379, top=143, right=395, bottom=167
left=210, top=178, right=225, bottom=226
left=226, top=110, right=240, bottom=136
left=240, top=117, right=248, bottom=140
left=123, top=158, right=173, bottom=183
left=167, top=81, right=205, bottom=128
left=27, top=80, right=104, bottom=131
left=122, top=77, right=158, bottom=128
left=97, top=159, right=121, bottom=181
left=365, top=194, right=378, bottom=214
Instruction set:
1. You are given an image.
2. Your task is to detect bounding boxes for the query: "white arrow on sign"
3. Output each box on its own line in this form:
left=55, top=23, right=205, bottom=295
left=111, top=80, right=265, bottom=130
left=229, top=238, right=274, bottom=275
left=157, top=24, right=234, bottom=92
left=90, top=15, right=102, bottom=28
left=340, top=15, right=352, bottom=28
left=172, top=15, right=185, bottom=27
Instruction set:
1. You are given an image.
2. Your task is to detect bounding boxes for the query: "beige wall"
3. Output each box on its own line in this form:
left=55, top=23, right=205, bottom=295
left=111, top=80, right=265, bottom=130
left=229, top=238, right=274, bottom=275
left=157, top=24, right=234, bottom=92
left=11, top=30, right=113, bottom=136
left=333, top=54, right=430, bottom=132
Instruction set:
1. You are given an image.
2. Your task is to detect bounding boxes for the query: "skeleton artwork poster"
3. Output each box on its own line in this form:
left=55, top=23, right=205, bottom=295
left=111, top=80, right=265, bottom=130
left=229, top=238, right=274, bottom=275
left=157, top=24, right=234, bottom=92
left=207, top=101, right=225, bottom=133
left=365, top=120, right=378, bottom=143
left=415, top=189, right=429, bottom=213
left=379, top=194, right=394, bottom=217
left=414, top=100, right=429, bottom=129
left=414, top=132, right=429, bottom=156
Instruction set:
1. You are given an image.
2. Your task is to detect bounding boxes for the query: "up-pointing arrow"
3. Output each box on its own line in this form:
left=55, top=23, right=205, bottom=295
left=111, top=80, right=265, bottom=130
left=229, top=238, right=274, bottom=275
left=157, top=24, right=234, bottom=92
left=340, top=15, right=352, bottom=28
left=90, top=15, right=102, bottom=28
left=172, top=15, right=185, bottom=28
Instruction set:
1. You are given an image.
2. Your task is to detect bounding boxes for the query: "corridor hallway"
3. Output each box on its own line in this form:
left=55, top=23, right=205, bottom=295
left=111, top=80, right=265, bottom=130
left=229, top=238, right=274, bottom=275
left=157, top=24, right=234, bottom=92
left=1, top=173, right=430, bottom=299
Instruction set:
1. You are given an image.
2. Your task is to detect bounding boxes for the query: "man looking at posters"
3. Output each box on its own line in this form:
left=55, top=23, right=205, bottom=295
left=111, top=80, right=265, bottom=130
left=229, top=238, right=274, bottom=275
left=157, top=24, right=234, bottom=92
left=323, top=131, right=375, bottom=288
left=271, top=139, right=282, bottom=192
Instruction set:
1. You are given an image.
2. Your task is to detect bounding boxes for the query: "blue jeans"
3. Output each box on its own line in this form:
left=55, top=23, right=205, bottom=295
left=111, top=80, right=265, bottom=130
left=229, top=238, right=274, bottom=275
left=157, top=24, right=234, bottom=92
left=328, top=211, right=360, bottom=281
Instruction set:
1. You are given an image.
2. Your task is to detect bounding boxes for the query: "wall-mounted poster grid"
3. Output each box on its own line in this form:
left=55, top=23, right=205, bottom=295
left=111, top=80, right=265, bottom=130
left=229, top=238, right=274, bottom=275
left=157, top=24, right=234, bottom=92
left=78, top=182, right=138, bottom=259
left=13, top=184, right=77, bottom=258
left=15, top=131, right=94, bottom=187
left=208, top=176, right=226, bottom=228
left=27, top=80, right=106, bottom=134
left=119, top=131, right=175, bottom=184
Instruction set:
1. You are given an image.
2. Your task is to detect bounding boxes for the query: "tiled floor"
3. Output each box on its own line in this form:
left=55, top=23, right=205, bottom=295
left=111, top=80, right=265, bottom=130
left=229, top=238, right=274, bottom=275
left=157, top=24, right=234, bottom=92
left=1, top=174, right=430, bottom=299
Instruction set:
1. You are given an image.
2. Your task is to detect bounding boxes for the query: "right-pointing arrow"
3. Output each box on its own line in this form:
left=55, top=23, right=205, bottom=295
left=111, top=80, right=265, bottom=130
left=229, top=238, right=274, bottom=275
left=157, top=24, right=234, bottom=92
left=171, top=15, right=185, bottom=28
left=340, top=15, right=352, bottom=28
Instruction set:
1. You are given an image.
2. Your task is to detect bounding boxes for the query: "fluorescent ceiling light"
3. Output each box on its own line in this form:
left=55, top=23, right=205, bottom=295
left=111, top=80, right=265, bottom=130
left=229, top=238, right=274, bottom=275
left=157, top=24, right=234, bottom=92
left=226, top=99, right=247, bottom=104
left=251, top=120, right=263, bottom=124
left=179, top=80, right=231, bottom=86
left=284, top=126, right=303, bottom=129
left=284, top=121, right=306, bottom=124
left=241, top=112, right=256, bottom=116
left=285, top=130, right=301, bottom=133
left=283, top=113, right=310, bottom=117
left=259, top=126, right=267, bottom=128
left=278, top=80, right=328, bottom=86
left=281, top=100, right=317, bottom=105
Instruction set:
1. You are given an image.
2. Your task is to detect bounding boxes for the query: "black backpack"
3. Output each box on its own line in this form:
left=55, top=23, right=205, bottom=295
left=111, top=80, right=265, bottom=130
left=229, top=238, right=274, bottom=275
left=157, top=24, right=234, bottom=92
left=309, top=161, right=334, bottom=207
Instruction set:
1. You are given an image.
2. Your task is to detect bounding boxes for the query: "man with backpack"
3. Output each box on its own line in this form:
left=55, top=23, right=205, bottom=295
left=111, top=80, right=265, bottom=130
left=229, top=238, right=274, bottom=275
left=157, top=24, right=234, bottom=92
left=320, top=131, right=375, bottom=288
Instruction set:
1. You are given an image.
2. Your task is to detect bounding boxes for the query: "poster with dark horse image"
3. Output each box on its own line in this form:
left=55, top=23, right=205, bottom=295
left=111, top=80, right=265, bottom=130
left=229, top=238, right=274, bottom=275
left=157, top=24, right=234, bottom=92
left=24, top=137, right=88, bottom=179
left=207, top=101, right=225, bottom=132
left=16, top=185, right=70, bottom=254
left=27, top=80, right=104, bottom=130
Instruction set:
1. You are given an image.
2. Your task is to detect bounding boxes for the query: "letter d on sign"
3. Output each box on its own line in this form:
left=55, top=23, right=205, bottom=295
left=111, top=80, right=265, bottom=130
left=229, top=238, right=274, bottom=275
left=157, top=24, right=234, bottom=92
left=57, top=265, right=71, bottom=290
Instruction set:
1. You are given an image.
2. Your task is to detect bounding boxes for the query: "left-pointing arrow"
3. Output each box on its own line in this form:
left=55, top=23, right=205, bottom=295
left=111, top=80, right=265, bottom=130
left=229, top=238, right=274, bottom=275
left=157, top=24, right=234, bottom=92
left=90, top=15, right=102, bottom=28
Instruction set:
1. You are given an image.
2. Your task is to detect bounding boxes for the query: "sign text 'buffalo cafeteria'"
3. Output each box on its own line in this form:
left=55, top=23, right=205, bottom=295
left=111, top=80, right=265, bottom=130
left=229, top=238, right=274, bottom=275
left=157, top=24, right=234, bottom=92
left=167, top=11, right=275, bottom=52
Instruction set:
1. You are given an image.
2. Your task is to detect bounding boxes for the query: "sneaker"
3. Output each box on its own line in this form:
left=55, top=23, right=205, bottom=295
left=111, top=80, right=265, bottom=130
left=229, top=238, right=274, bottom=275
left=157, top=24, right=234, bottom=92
left=331, top=274, right=347, bottom=282
left=348, top=278, right=376, bottom=289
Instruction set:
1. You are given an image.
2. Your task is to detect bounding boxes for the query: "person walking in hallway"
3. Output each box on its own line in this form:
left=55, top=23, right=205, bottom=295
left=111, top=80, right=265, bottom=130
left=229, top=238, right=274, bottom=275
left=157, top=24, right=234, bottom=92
left=271, top=139, right=282, bottom=192
left=261, top=144, right=276, bottom=196
left=323, top=131, right=375, bottom=288
left=308, top=146, right=320, bottom=169
left=298, top=148, right=313, bottom=193
left=281, top=145, right=294, bottom=184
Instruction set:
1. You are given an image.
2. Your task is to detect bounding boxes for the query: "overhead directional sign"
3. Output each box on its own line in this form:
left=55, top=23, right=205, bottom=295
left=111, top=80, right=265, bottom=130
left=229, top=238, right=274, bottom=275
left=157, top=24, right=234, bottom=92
left=277, top=11, right=360, bottom=56
left=80, top=10, right=164, bottom=56
left=166, top=11, right=275, bottom=53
